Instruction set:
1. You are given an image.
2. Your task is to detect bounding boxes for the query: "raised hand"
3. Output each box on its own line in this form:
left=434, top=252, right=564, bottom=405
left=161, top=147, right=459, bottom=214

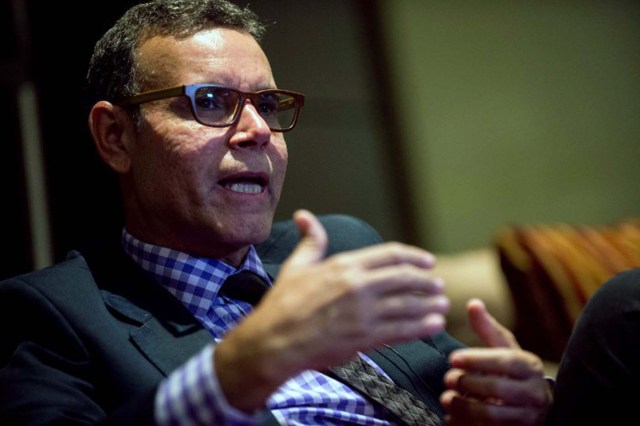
left=440, top=299, right=551, bottom=425
left=216, top=209, right=449, bottom=411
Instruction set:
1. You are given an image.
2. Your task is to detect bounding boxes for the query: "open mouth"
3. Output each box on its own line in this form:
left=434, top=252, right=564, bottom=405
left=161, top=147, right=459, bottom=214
left=219, top=173, right=268, bottom=194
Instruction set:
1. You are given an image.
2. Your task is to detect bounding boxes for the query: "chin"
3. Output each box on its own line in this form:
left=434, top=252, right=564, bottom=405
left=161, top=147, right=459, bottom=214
left=239, top=226, right=271, bottom=246
left=224, top=213, right=273, bottom=245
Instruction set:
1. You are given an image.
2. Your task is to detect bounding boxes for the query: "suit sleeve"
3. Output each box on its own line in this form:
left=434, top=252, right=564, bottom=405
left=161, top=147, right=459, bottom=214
left=0, top=278, right=157, bottom=425
left=547, top=269, right=640, bottom=425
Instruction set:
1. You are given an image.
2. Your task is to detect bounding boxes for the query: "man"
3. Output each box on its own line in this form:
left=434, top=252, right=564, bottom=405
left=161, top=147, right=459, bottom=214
left=0, top=0, right=551, bottom=424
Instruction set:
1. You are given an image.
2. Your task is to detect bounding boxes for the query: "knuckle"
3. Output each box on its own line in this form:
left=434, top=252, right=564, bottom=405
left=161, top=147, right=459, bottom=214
left=509, top=350, right=544, bottom=377
left=396, top=263, right=416, bottom=277
left=501, top=327, right=516, bottom=342
left=328, top=254, right=351, bottom=271
left=523, top=353, right=545, bottom=375
left=529, top=379, right=551, bottom=406
left=385, top=242, right=407, bottom=261
left=481, top=378, right=508, bottom=400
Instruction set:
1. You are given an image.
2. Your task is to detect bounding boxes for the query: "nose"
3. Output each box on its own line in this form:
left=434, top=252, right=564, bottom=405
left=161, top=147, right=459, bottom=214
left=228, top=100, right=271, bottom=149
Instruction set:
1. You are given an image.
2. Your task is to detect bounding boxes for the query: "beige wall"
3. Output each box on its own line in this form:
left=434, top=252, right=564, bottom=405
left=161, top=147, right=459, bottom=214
left=250, top=0, right=405, bottom=243
left=380, top=1, right=640, bottom=252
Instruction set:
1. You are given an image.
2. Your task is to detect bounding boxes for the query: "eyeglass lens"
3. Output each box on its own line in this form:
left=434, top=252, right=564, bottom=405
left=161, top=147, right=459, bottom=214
left=193, top=86, right=296, bottom=130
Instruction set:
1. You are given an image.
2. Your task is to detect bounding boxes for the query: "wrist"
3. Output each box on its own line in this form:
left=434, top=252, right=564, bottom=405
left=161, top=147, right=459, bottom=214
left=215, top=321, right=296, bottom=412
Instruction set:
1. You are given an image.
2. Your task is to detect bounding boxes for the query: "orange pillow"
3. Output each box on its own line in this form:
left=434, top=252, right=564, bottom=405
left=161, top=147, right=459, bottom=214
left=494, top=218, right=640, bottom=361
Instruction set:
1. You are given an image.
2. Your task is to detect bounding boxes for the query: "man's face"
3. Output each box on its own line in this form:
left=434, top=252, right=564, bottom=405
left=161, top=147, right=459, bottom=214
left=122, top=28, right=288, bottom=265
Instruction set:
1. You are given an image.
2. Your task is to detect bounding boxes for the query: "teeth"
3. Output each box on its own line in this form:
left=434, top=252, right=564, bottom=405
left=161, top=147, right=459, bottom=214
left=225, top=182, right=262, bottom=193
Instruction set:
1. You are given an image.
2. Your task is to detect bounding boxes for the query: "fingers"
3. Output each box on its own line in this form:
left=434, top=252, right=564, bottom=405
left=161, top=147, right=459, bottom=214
left=340, top=241, right=436, bottom=270
left=443, top=347, right=551, bottom=426
left=374, top=292, right=449, bottom=320
left=284, top=209, right=328, bottom=268
left=262, top=209, right=449, bottom=365
left=443, top=367, right=549, bottom=406
left=368, top=313, right=448, bottom=343
left=368, top=291, right=449, bottom=339
left=284, top=209, right=441, bottom=298
left=466, top=298, right=519, bottom=349
left=286, top=208, right=436, bottom=275
left=441, top=389, right=548, bottom=426
left=448, top=348, right=545, bottom=379
left=361, top=266, right=446, bottom=297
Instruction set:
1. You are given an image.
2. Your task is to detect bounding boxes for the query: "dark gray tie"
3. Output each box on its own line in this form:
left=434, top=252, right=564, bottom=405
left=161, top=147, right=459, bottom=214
left=219, top=270, right=443, bottom=426
left=329, top=354, right=443, bottom=426
left=219, top=270, right=271, bottom=306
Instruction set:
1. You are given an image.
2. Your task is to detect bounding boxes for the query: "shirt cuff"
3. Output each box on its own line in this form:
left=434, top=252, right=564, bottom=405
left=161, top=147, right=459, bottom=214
left=155, top=343, right=270, bottom=426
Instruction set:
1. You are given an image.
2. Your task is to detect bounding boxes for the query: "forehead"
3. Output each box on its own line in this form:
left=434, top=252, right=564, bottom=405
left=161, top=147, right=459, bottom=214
left=136, top=27, right=275, bottom=90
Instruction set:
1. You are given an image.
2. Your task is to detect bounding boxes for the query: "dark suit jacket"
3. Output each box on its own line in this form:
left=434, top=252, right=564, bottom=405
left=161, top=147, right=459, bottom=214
left=0, top=215, right=464, bottom=425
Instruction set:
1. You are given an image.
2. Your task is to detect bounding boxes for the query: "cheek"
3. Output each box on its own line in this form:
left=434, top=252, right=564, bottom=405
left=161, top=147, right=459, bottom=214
left=274, top=137, right=289, bottom=173
left=163, top=145, right=221, bottom=198
left=136, top=125, right=220, bottom=196
left=272, top=139, right=288, bottom=193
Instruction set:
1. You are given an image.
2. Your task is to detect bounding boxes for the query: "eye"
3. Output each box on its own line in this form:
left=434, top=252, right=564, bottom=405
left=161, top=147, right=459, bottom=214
left=195, top=90, right=226, bottom=110
left=193, top=87, right=240, bottom=124
left=257, top=94, right=279, bottom=117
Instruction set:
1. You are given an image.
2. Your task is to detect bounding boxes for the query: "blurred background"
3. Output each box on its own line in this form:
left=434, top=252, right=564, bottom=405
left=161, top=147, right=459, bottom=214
left=2, top=0, right=639, bottom=281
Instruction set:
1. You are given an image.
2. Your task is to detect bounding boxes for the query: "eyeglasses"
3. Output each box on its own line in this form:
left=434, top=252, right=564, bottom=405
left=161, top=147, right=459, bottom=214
left=117, top=84, right=305, bottom=132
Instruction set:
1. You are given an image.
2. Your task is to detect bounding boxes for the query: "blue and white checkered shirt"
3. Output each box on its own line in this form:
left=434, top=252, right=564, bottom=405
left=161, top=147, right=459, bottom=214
left=121, top=229, right=395, bottom=426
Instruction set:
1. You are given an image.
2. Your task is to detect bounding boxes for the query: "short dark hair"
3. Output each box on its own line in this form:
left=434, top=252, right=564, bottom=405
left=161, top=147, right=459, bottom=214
left=86, top=0, right=266, bottom=104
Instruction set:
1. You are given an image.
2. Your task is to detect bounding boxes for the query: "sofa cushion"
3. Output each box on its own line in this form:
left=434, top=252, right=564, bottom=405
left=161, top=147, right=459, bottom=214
left=494, top=218, right=640, bottom=361
left=433, top=248, right=514, bottom=348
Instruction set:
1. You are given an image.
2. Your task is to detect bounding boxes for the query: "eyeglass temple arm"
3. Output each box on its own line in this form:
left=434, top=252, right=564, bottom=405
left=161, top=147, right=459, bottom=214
left=278, top=95, right=304, bottom=110
left=117, top=86, right=185, bottom=106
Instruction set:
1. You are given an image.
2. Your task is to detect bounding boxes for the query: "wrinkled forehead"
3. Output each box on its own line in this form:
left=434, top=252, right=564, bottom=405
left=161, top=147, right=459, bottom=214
left=134, top=27, right=274, bottom=91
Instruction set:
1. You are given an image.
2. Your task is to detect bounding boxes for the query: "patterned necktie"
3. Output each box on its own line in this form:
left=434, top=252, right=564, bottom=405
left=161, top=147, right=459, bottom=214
left=329, top=354, right=443, bottom=426
left=219, top=270, right=443, bottom=426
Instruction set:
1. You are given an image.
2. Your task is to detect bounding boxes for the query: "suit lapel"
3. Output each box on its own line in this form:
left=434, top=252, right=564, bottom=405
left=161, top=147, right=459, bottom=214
left=131, top=318, right=213, bottom=376
left=84, top=241, right=215, bottom=377
left=102, top=288, right=213, bottom=376
left=88, top=243, right=282, bottom=425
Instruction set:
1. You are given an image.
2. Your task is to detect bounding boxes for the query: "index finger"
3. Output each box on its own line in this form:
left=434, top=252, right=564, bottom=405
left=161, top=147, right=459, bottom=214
left=333, top=242, right=436, bottom=271
left=448, top=348, right=545, bottom=379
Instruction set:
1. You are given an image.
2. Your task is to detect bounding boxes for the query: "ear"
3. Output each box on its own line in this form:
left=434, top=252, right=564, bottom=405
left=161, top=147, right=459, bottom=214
left=88, top=101, right=135, bottom=173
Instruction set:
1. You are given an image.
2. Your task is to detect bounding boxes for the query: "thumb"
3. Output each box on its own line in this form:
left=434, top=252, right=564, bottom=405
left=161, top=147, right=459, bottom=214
left=467, top=298, right=519, bottom=349
left=283, top=209, right=328, bottom=269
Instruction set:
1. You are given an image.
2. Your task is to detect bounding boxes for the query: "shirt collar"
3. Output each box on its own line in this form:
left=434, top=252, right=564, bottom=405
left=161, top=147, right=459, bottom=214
left=120, top=228, right=271, bottom=320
